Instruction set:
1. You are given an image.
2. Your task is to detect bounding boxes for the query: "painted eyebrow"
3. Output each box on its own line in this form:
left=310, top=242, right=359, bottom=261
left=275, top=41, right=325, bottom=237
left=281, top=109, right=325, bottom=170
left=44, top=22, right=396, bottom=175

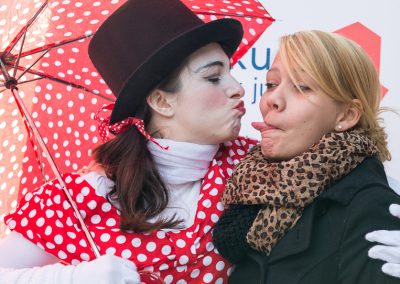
left=266, top=67, right=279, bottom=75
left=194, top=61, right=225, bottom=73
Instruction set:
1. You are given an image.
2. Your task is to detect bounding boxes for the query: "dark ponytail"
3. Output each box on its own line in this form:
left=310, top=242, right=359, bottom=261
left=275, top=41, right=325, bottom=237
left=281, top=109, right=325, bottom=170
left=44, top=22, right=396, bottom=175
left=93, top=60, right=187, bottom=233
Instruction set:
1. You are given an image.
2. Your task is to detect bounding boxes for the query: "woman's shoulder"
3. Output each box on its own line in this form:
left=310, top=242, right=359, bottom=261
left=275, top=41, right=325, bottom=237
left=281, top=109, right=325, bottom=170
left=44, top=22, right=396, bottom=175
left=220, top=136, right=258, bottom=155
left=215, top=136, right=258, bottom=168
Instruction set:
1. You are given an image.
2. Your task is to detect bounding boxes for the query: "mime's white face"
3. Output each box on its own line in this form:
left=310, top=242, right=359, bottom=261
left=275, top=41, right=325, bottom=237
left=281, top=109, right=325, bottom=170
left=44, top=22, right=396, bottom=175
left=169, top=43, right=246, bottom=145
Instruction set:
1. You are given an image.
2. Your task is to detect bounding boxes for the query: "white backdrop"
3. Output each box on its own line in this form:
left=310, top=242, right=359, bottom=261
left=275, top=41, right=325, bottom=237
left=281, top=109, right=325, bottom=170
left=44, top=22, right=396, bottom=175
left=234, top=0, right=400, bottom=178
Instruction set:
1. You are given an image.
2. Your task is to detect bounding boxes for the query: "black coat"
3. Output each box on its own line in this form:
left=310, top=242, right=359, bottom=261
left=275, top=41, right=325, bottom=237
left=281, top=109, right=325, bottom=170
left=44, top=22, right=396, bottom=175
left=214, top=158, right=400, bottom=284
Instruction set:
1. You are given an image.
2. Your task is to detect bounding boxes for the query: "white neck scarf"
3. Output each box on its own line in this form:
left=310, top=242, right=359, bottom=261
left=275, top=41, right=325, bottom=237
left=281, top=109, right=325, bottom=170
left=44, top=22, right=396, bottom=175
left=147, top=139, right=219, bottom=185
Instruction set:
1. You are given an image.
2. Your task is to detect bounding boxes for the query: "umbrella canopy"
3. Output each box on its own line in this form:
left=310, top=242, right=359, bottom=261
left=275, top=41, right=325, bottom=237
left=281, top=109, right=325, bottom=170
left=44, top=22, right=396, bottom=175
left=0, top=0, right=274, bottom=236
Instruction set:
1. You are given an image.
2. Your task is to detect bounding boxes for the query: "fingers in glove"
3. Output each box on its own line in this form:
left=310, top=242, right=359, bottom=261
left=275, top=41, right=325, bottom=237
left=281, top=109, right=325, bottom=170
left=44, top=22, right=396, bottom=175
left=368, top=245, right=400, bottom=263
left=382, top=263, right=400, bottom=278
left=389, top=204, right=400, bottom=219
left=366, top=230, right=400, bottom=246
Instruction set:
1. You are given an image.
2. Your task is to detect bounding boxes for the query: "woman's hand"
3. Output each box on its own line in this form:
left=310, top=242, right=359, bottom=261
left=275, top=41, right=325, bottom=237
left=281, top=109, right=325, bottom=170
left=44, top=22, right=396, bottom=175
left=73, top=254, right=141, bottom=284
left=366, top=204, right=400, bottom=278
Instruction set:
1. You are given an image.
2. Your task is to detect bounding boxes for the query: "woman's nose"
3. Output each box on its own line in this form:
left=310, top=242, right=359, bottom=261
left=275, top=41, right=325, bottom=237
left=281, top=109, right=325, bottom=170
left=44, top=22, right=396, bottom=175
left=227, top=78, right=245, bottom=99
left=266, top=87, right=285, bottom=111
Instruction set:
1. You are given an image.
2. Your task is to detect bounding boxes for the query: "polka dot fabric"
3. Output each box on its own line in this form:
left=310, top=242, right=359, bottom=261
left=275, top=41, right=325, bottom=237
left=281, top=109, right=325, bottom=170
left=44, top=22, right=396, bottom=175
left=182, top=0, right=274, bottom=65
left=0, top=0, right=273, bottom=237
left=5, top=137, right=257, bottom=283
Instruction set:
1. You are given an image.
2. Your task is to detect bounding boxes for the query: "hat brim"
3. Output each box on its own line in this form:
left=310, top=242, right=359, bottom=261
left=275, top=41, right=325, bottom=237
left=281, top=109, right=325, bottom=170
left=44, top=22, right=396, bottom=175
left=109, top=18, right=243, bottom=124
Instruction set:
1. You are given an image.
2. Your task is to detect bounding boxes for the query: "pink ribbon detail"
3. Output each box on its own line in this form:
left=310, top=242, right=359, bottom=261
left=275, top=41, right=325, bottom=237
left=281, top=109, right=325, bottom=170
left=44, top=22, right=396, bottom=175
left=94, top=103, right=168, bottom=150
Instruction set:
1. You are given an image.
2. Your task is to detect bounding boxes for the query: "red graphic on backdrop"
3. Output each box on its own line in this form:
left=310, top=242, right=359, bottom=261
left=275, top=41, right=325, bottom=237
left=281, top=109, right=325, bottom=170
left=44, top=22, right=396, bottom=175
left=335, top=22, right=388, bottom=98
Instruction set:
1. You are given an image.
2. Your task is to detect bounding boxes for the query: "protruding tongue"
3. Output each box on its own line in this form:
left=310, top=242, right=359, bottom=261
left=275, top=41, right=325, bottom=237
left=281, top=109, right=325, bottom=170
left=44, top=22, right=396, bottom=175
left=251, top=121, right=268, bottom=133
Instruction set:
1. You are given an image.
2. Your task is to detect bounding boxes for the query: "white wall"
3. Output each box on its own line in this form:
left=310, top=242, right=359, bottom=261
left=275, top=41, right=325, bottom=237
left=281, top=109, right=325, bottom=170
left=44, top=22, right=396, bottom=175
left=234, top=0, right=400, bottom=178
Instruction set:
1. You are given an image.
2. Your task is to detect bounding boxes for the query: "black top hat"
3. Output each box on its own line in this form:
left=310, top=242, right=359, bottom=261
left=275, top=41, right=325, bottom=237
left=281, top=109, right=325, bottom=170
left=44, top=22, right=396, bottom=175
left=88, top=0, right=243, bottom=124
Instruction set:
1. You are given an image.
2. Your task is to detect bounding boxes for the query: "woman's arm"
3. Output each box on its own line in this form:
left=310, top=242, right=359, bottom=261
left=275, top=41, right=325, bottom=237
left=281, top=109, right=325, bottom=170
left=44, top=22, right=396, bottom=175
left=0, top=232, right=141, bottom=284
left=213, top=204, right=262, bottom=264
left=0, top=231, right=59, bottom=268
left=339, top=189, right=400, bottom=283
left=366, top=204, right=400, bottom=278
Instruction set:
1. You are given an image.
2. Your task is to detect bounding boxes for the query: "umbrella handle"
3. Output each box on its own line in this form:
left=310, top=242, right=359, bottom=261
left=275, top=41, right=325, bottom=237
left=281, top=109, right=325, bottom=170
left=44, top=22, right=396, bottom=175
left=10, top=87, right=102, bottom=258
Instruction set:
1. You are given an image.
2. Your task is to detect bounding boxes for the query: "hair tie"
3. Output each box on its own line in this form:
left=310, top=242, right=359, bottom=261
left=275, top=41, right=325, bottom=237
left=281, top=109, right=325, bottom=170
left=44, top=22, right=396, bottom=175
left=94, top=103, right=169, bottom=150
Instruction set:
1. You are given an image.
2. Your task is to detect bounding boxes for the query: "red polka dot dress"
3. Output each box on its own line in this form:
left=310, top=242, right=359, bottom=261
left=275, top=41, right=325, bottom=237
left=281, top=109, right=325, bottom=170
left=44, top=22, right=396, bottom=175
left=5, top=137, right=257, bottom=284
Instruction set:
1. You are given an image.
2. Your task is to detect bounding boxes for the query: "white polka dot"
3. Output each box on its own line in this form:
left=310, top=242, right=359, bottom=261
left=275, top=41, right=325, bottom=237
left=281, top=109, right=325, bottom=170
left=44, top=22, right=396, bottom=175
left=45, top=209, right=55, bottom=218
left=203, top=273, right=213, bottom=283
left=179, top=255, right=189, bottom=265
left=202, top=199, right=212, bottom=208
left=137, top=254, right=147, bottom=262
left=164, top=275, right=173, bottom=283
left=132, top=238, right=141, bottom=248
left=67, top=232, right=76, bottom=239
left=20, top=217, right=28, bottom=227
left=91, top=214, right=101, bottom=224
left=87, top=200, right=97, bottom=209
left=54, top=234, right=63, bottom=245
left=80, top=253, right=90, bottom=261
left=176, top=239, right=186, bottom=248
left=161, top=245, right=171, bottom=255
left=190, top=269, right=200, bottom=278
left=106, top=218, right=116, bottom=226
left=67, top=244, right=76, bottom=253
left=28, top=209, right=37, bottom=218
left=106, top=247, right=116, bottom=255
left=121, top=249, right=132, bottom=259
left=216, top=260, right=225, bottom=271
left=116, top=235, right=126, bottom=244
left=100, top=233, right=110, bottom=242
left=26, top=230, right=33, bottom=239
left=159, top=263, right=169, bottom=271
left=7, top=220, right=16, bottom=229
left=211, top=214, right=219, bottom=223
left=203, top=256, right=212, bottom=266
left=44, top=226, right=52, bottom=235
left=36, top=217, right=45, bottom=227
left=46, top=242, right=55, bottom=249
left=197, top=211, right=206, bottom=219
left=209, top=188, right=218, bottom=196
left=146, top=242, right=156, bottom=252
left=79, top=239, right=88, bottom=247
left=58, top=250, right=67, bottom=259
left=102, top=203, right=111, bottom=212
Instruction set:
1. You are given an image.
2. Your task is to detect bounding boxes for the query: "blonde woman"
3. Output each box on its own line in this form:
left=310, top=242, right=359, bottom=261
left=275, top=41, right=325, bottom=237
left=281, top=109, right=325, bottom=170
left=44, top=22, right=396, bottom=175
left=214, top=30, right=400, bottom=284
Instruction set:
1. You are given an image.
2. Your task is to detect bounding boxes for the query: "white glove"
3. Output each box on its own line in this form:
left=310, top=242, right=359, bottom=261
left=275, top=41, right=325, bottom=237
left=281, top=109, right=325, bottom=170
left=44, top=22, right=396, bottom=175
left=366, top=203, right=400, bottom=278
left=0, top=254, right=141, bottom=284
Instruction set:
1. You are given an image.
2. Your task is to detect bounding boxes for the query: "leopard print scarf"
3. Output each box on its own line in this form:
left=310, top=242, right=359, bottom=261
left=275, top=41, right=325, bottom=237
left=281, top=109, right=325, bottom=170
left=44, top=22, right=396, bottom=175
left=221, top=130, right=379, bottom=254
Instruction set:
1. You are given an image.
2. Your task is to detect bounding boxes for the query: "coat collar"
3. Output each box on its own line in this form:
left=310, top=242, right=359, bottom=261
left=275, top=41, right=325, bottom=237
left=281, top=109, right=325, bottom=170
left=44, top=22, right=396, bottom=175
left=319, top=157, right=388, bottom=205
left=268, top=157, right=388, bottom=263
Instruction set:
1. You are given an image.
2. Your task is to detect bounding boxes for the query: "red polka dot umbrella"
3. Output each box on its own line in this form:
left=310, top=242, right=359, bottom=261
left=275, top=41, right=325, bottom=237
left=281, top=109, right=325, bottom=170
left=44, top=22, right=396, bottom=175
left=0, top=0, right=273, bottom=277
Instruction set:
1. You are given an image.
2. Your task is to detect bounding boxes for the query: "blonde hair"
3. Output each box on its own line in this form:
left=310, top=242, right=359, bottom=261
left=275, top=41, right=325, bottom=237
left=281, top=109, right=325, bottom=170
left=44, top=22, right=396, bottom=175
left=279, top=30, right=390, bottom=161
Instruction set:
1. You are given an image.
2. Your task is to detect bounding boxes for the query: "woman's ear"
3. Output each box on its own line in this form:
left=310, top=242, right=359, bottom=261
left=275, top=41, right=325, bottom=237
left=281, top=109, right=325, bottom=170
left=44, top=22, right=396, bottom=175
left=146, top=89, right=176, bottom=118
left=335, top=99, right=362, bottom=132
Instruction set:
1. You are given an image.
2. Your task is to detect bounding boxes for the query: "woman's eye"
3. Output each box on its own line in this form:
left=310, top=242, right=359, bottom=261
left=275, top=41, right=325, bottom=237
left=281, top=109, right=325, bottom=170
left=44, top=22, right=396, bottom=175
left=207, top=77, right=221, bottom=84
left=298, top=85, right=311, bottom=91
left=266, top=82, right=277, bottom=90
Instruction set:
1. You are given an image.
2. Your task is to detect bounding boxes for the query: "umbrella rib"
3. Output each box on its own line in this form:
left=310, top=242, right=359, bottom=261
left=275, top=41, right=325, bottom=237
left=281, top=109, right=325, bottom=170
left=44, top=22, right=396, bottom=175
left=196, top=11, right=274, bottom=20
left=3, top=0, right=49, bottom=56
left=12, top=29, right=28, bottom=78
left=0, top=57, right=12, bottom=82
left=16, top=50, right=50, bottom=81
left=16, top=34, right=93, bottom=59
left=13, top=77, right=43, bottom=85
left=16, top=67, right=113, bottom=102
